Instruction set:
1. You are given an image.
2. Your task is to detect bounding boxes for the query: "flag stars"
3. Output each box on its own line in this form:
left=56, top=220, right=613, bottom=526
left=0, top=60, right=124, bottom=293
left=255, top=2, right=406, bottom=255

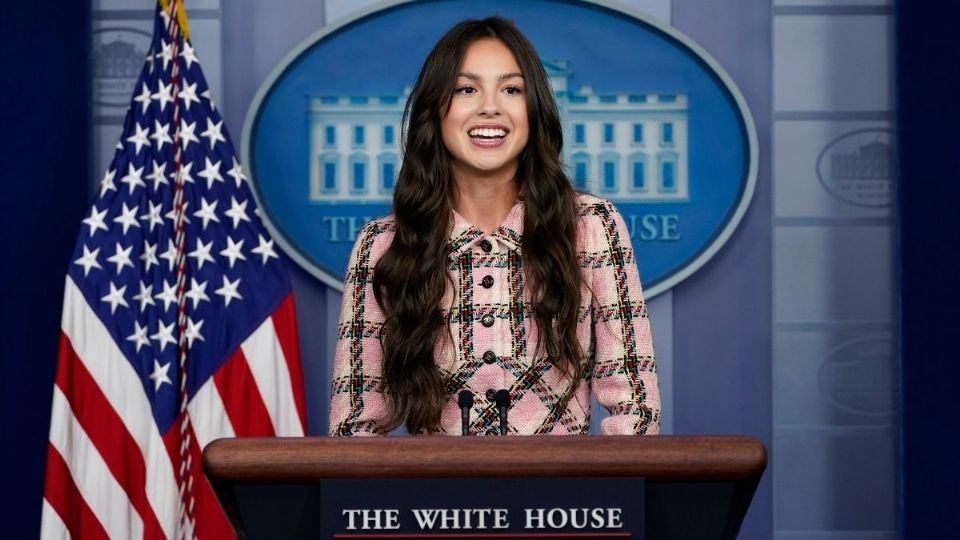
left=82, top=206, right=108, bottom=237
left=154, top=279, right=178, bottom=312
left=180, top=41, right=199, bottom=69
left=180, top=80, right=200, bottom=111
left=149, top=360, right=173, bottom=391
left=201, top=118, right=226, bottom=149
left=165, top=200, right=191, bottom=226
left=126, top=123, right=150, bottom=155
left=197, top=157, right=224, bottom=189
left=185, top=278, right=210, bottom=308
left=152, top=80, right=174, bottom=111
left=99, top=169, right=117, bottom=197
left=140, top=240, right=159, bottom=271
left=185, top=317, right=205, bottom=348
left=120, top=162, right=146, bottom=194
left=227, top=157, right=247, bottom=187
left=193, top=197, right=220, bottom=230
left=132, top=280, right=155, bottom=312
left=146, top=160, right=169, bottom=189
left=74, top=245, right=102, bottom=277
left=252, top=234, right=279, bottom=265
left=158, top=40, right=174, bottom=72
left=159, top=239, right=179, bottom=272
left=113, top=202, right=141, bottom=234
left=100, top=282, right=129, bottom=314
left=150, top=120, right=173, bottom=150
left=126, top=321, right=151, bottom=353
left=215, top=275, right=243, bottom=307
left=140, top=200, right=164, bottom=232
left=151, top=321, right=176, bottom=352
left=224, top=196, right=250, bottom=228
left=133, top=82, right=152, bottom=113
left=220, top=236, right=246, bottom=268
left=188, top=238, right=215, bottom=270
left=179, top=120, right=199, bottom=151
left=106, top=242, right=134, bottom=275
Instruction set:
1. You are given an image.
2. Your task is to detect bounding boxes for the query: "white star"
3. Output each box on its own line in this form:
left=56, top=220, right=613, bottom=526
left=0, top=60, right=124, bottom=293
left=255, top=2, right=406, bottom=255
left=220, top=236, right=246, bottom=268
left=149, top=359, right=172, bottom=391
left=158, top=40, right=174, bottom=72
left=185, top=278, right=210, bottom=308
left=197, top=157, right=223, bottom=189
left=74, top=245, right=102, bottom=277
left=176, top=160, right=195, bottom=185
left=188, top=238, right=215, bottom=270
left=145, top=160, right=169, bottom=189
left=193, top=197, right=220, bottom=230
left=251, top=234, right=279, bottom=264
left=159, top=239, right=179, bottom=272
left=164, top=200, right=191, bottom=226
left=214, top=275, right=243, bottom=307
left=100, top=282, right=129, bottom=314
left=179, top=80, right=200, bottom=111
left=126, top=320, right=151, bottom=352
left=152, top=80, right=174, bottom=111
left=150, top=120, right=173, bottom=150
left=179, top=120, right=199, bottom=151
left=180, top=40, right=199, bottom=69
left=201, top=89, right=216, bottom=109
left=154, top=279, right=178, bottom=311
left=132, top=280, right=155, bottom=312
left=159, top=10, right=171, bottom=30
left=133, top=82, right=152, bottom=114
left=224, top=196, right=250, bottom=229
left=99, top=169, right=116, bottom=197
left=82, top=206, right=108, bottom=237
left=120, top=162, right=146, bottom=194
left=185, top=317, right=205, bottom=348
left=113, top=202, right=141, bottom=235
left=106, top=242, right=134, bottom=275
left=200, top=118, right=226, bottom=149
left=227, top=157, right=247, bottom=187
left=126, top=123, right=150, bottom=155
left=140, top=200, right=164, bottom=232
left=151, top=321, right=176, bottom=352
left=140, top=240, right=159, bottom=271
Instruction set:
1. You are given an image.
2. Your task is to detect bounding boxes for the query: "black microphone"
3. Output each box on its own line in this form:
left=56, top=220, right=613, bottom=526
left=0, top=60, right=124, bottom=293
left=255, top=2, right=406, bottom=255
left=494, top=390, right=511, bottom=435
left=458, top=390, right=474, bottom=436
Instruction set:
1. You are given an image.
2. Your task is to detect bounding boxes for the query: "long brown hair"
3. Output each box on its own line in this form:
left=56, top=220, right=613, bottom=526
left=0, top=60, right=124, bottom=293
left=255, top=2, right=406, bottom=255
left=373, top=17, right=583, bottom=433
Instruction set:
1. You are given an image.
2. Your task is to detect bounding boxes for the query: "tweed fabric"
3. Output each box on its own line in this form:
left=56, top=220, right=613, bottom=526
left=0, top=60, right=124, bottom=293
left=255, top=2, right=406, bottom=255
left=329, top=194, right=660, bottom=436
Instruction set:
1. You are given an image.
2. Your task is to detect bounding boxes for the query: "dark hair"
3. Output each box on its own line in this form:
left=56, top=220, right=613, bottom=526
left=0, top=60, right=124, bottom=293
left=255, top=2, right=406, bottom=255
left=372, top=16, right=583, bottom=433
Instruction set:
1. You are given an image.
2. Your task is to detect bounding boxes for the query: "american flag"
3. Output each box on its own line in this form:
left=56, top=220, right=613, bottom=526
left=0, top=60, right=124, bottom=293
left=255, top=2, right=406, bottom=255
left=40, top=1, right=306, bottom=538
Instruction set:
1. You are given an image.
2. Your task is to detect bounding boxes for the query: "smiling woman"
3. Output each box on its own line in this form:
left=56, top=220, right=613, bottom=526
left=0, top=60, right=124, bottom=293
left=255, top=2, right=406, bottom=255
left=328, top=17, right=660, bottom=437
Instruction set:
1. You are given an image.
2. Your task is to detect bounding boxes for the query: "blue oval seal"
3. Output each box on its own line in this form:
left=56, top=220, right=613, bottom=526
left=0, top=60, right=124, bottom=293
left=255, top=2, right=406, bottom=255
left=243, top=0, right=757, bottom=296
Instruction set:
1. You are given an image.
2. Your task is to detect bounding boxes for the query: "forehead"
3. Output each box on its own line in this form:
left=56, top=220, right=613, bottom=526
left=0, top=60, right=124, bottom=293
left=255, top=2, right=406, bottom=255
left=459, top=38, right=522, bottom=74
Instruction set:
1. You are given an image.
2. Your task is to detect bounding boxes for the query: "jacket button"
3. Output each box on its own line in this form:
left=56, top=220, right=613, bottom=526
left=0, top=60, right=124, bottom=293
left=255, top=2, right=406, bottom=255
left=485, top=389, right=496, bottom=401
left=481, top=275, right=494, bottom=288
left=480, top=314, right=495, bottom=327
left=479, top=239, right=493, bottom=253
left=482, top=350, right=497, bottom=364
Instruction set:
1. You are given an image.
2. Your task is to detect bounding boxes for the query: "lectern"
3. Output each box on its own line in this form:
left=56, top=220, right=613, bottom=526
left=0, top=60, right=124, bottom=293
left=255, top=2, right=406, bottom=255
left=202, top=436, right=765, bottom=539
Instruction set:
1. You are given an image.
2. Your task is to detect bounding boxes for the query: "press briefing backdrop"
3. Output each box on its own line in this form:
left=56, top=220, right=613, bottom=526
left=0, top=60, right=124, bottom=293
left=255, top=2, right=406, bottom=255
left=5, top=0, right=916, bottom=538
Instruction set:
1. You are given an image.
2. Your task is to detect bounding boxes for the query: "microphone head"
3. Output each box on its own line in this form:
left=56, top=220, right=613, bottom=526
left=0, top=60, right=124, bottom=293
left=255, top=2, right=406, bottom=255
left=494, top=389, right=510, bottom=407
left=458, top=390, right=474, bottom=408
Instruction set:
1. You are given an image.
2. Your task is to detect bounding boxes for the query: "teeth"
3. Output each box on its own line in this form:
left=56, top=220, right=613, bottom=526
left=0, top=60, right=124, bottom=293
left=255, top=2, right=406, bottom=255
left=469, top=128, right=507, bottom=138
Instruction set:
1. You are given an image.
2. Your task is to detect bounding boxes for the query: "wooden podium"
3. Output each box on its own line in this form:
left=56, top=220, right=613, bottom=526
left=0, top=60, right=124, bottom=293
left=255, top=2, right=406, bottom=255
left=202, top=436, right=766, bottom=539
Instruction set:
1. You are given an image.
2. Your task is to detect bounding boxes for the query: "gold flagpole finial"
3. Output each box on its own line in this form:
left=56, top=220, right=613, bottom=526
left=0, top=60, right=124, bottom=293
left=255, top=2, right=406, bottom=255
left=157, top=0, right=191, bottom=40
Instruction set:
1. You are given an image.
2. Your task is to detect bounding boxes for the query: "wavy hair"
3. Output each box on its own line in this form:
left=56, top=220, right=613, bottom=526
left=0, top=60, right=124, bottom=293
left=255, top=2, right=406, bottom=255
left=372, top=17, right=583, bottom=433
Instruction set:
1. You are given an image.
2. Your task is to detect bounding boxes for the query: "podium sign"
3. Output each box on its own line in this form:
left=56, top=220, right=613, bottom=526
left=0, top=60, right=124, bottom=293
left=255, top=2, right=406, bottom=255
left=320, top=477, right=644, bottom=539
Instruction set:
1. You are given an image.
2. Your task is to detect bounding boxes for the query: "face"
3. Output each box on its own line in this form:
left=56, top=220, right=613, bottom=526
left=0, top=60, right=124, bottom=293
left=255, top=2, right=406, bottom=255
left=441, top=38, right=530, bottom=183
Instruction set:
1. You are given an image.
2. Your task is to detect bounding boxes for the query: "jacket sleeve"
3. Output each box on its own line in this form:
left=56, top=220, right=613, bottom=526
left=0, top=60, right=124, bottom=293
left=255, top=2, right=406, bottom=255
left=328, top=221, right=393, bottom=436
left=587, top=202, right=661, bottom=435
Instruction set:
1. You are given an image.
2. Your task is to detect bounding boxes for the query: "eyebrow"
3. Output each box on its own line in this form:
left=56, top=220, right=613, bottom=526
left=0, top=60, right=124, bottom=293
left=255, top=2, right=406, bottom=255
left=459, top=72, right=525, bottom=82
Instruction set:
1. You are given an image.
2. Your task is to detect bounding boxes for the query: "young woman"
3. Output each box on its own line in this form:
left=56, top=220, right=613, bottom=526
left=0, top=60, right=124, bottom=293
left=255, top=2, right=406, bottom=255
left=329, top=17, right=660, bottom=436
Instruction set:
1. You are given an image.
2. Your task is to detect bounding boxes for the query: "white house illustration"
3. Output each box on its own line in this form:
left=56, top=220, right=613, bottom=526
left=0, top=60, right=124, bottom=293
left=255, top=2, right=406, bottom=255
left=307, top=60, right=688, bottom=204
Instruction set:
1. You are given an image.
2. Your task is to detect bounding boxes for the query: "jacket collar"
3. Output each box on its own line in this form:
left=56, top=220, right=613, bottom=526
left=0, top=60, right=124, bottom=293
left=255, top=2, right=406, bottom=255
left=448, top=200, right=524, bottom=255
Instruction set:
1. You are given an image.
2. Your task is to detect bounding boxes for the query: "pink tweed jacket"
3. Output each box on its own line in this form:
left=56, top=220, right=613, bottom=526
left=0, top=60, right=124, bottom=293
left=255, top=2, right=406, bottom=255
left=328, top=194, right=660, bottom=436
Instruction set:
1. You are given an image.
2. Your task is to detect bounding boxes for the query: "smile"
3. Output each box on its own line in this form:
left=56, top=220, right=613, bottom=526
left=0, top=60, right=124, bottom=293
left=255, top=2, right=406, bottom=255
left=468, top=127, right=508, bottom=139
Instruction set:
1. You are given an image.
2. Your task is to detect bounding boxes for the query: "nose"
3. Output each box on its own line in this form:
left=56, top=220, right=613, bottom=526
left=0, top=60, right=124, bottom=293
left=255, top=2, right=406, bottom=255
left=478, top=89, right=500, bottom=117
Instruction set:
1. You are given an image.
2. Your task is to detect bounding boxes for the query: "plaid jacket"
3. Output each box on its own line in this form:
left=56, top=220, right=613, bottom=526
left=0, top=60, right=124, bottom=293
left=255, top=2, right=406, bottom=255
left=329, top=194, right=660, bottom=436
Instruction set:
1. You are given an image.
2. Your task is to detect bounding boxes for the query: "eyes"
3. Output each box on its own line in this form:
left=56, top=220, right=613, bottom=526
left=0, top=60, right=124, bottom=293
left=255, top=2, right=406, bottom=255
left=454, top=84, right=525, bottom=96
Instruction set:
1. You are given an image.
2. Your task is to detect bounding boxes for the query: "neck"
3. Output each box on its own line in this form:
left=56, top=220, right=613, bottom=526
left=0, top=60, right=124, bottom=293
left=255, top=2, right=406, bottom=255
left=450, top=166, right=520, bottom=234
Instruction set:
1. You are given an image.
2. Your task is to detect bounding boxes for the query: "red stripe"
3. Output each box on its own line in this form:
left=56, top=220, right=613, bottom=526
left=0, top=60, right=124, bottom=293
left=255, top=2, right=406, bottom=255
left=214, top=348, right=276, bottom=437
left=44, top=443, right=110, bottom=540
left=54, top=332, right=167, bottom=540
left=187, top=420, right=236, bottom=539
left=271, top=293, right=307, bottom=431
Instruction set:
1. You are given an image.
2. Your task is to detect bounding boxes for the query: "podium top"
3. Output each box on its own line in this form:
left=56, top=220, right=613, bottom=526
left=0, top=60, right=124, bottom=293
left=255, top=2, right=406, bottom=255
left=202, top=435, right=766, bottom=483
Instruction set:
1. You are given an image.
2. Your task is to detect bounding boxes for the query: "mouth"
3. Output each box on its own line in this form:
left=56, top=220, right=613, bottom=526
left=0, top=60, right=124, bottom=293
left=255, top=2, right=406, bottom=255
left=468, top=127, right=508, bottom=141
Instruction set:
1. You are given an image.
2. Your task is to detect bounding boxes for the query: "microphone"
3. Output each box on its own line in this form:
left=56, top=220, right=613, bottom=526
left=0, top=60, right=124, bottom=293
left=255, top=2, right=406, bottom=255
left=494, top=390, right=511, bottom=435
left=458, top=390, right=474, bottom=436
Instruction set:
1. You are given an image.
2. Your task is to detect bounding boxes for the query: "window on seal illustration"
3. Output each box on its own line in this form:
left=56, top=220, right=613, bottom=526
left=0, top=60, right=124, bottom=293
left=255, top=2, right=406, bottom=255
left=383, top=125, right=395, bottom=146
left=629, top=153, right=647, bottom=191
left=574, top=123, right=585, bottom=145
left=354, top=125, right=365, bottom=147
left=661, top=122, right=674, bottom=145
left=599, top=152, right=619, bottom=193
left=572, top=152, right=591, bottom=191
left=658, top=151, right=679, bottom=193
left=349, top=153, right=368, bottom=194
left=379, top=153, right=398, bottom=193
left=603, top=123, right=615, bottom=145
left=633, top=123, right=644, bottom=145
left=320, top=153, right=338, bottom=194
left=324, top=125, right=336, bottom=147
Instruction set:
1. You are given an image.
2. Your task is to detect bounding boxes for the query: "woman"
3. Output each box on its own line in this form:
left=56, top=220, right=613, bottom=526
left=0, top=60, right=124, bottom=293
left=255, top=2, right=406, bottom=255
left=329, top=17, right=660, bottom=436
